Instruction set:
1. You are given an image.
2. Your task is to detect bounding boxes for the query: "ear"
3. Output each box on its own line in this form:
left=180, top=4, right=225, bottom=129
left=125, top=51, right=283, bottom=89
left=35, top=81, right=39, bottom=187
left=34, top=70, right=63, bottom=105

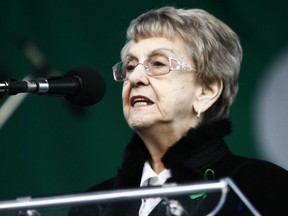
left=193, top=79, right=223, bottom=115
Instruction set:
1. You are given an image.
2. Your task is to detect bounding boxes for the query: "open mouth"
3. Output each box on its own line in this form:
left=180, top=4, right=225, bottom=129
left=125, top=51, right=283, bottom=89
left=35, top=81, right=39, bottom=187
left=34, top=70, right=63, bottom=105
left=130, top=96, right=154, bottom=107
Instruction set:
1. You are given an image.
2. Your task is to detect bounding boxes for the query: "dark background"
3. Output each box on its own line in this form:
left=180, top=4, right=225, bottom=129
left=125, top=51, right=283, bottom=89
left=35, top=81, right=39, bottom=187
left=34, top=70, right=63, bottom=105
left=0, top=0, right=287, bottom=205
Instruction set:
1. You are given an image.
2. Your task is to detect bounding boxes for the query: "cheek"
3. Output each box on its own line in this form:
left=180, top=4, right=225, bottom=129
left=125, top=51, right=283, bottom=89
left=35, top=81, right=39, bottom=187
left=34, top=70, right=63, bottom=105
left=167, top=83, right=196, bottom=108
left=122, top=84, right=129, bottom=104
left=122, top=85, right=130, bottom=116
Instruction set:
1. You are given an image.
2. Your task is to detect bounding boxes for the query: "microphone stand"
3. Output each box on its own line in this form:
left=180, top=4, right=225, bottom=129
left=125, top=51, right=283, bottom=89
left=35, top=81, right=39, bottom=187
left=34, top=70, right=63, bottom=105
left=0, top=178, right=260, bottom=216
left=0, top=75, right=32, bottom=129
left=0, top=40, right=59, bottom=130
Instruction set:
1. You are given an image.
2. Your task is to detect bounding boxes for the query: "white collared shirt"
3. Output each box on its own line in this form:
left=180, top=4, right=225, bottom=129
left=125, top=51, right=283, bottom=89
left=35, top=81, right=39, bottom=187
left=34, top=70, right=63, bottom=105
left=138, top=161, right=171, bottom=216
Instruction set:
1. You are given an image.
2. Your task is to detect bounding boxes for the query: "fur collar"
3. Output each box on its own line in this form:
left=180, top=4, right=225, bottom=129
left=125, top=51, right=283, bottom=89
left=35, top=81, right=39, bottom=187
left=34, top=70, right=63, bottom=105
left=114, top=119, right=231, bottom=187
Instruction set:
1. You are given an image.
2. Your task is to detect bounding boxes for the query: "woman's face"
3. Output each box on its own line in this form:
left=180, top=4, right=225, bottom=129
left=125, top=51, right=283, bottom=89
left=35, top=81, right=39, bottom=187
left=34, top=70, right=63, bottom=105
left=122, top=37, right=200, bottom=134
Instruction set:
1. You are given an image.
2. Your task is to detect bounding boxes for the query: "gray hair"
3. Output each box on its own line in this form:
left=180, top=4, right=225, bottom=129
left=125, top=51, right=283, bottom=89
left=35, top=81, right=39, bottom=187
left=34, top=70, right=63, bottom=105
left=121, top=6, right=242, bottom=123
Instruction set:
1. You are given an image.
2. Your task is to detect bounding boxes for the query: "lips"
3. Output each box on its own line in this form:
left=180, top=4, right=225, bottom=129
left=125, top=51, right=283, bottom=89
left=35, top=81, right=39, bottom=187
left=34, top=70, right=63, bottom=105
left=130, top=95, right=154, bottom=107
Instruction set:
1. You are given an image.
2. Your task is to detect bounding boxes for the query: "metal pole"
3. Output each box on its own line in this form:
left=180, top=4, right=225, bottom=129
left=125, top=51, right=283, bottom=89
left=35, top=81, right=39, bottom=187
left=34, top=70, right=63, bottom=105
left=0, top=180, right=227, bottom=212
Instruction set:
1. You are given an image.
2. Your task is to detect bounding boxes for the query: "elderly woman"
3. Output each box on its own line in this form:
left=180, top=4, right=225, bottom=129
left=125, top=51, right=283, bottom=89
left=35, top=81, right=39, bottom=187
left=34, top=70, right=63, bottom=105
left=69, top=6, right=288, bottom=216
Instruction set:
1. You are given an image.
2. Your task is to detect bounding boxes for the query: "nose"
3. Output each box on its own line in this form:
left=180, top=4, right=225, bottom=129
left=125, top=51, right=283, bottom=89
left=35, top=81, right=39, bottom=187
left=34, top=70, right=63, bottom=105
left=127, top=63, right=149, bottom=87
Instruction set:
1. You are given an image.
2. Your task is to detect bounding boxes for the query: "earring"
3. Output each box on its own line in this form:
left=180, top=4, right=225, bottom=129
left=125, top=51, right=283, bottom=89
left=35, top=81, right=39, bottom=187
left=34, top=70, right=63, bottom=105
left=197, top=109, right=201, bottom=118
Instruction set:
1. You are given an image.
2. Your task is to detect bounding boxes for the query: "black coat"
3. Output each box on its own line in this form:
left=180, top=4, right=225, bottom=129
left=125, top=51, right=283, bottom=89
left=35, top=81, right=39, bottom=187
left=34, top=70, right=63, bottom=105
left=69, top=119, right=288, bottom=216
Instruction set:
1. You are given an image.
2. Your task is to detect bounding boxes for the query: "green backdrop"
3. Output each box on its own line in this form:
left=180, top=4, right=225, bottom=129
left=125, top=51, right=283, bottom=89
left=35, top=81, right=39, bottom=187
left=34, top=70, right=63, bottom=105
left=0, top=0, right=287, bottom=207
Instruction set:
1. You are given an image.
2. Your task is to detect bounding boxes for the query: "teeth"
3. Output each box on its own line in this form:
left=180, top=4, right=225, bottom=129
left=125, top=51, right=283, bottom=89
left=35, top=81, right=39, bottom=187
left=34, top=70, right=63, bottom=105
left=133, top=99, right=147, bottom=107
left=132, top=98, right=153, bottom=107
left=131, top=96, right=154, bottom=107
left=134, top=101, right=148, bottom=107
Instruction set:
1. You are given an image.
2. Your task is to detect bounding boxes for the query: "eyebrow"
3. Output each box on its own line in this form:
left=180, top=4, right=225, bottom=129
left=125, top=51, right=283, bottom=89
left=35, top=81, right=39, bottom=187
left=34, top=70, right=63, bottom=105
left=151, top=48, right=175, bottom=55
left=125, top=48, right=176, bottom=60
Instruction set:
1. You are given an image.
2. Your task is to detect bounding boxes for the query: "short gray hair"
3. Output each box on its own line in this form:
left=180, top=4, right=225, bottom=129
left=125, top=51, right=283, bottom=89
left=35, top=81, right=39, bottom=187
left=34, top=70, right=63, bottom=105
left=121, top=6, right=242, bottom=123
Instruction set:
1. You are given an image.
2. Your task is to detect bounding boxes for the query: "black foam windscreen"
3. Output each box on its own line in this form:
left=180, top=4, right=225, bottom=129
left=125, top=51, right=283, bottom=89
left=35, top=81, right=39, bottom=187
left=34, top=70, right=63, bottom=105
left=64, top=67, right=106, bottom=106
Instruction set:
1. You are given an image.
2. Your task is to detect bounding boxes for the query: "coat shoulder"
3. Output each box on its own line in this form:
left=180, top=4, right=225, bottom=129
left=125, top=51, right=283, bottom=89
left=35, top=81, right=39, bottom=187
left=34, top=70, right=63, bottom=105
left=226, top=155, right=288, bottom=215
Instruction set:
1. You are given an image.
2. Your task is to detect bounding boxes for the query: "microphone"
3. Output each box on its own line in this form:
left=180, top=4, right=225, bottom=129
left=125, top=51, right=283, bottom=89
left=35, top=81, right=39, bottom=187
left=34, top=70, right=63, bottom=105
left=0, top=67, right=106, bottom=107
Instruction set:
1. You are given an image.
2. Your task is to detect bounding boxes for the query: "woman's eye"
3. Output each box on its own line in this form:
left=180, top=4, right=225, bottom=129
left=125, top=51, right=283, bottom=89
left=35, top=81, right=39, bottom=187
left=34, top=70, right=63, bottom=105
left=152, top=61, right=165, bottom=67
left=125, top=64, right=136, bottom=72
left=149, top=56, right=169, bottom=67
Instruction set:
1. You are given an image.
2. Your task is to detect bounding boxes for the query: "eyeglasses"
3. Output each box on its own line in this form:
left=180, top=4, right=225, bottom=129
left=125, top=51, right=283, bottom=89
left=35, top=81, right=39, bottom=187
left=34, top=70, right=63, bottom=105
left=112, top=55, right=194, bottom=81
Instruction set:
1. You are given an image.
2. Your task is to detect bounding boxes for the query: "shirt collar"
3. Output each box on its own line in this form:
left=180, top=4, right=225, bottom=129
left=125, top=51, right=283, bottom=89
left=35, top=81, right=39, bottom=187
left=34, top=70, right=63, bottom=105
left=140, top=161, right=171, bottom=187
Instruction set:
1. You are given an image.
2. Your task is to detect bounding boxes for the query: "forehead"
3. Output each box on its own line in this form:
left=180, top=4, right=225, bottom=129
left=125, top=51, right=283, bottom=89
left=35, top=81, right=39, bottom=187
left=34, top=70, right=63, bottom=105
left=126, top=37, right=188, bottom=60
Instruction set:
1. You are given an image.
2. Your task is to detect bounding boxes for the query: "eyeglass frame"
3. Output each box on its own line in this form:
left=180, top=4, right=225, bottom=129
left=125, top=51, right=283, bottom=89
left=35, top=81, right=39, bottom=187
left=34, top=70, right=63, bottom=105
left=112, top=56, right=194, bottom=82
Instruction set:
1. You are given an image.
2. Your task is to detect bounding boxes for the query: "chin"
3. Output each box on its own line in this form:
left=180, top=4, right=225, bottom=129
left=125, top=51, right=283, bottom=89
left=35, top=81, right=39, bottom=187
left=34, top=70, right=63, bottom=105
left=129, top=122, right=148, bottom=130
left=128, top=119, right=153, bottom=131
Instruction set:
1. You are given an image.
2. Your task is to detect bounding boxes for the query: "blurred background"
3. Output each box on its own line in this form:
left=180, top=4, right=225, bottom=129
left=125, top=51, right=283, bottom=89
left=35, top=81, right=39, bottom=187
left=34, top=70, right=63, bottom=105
left=0, top=0, right=287, bottom=210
